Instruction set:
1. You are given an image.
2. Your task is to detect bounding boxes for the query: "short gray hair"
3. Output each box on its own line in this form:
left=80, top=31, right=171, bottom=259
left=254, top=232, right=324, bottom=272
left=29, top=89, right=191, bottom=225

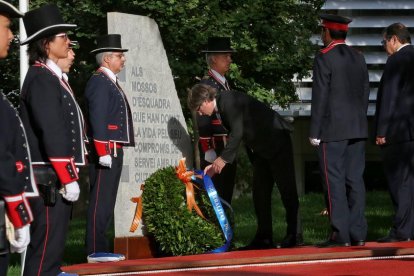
left=95, top=52, right=112, bottom=65
left=206, top=53, right=215, bottom=67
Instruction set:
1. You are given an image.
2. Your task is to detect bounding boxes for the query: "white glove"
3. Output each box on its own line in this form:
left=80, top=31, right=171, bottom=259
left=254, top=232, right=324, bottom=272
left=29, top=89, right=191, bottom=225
left=99, top=154, right=112, bottom=168
left=309, top=137, right=321, bottom=146
left=204, top=149, right=217, bottom=163
left=60, top=181, right=80, bottom=202
left=9, top=224, right=30, bottom=253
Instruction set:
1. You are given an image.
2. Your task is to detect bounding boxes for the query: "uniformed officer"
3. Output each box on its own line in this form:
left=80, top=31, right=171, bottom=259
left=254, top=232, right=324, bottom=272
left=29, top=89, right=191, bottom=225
left=309, top=14, right=370, bottom=247
left=85, top=34, right=134, bottom=263
left=197, top=37, right=237, bottom=205
left=0, top=2, right=36, bottom=275
left=19, top=4, right=87, bottom=275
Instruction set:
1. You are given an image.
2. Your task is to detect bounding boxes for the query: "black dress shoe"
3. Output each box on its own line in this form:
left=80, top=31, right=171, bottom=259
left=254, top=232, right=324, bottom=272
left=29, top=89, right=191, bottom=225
left=238, top=238, right=275, bottom=250
left=377, top=235, right=411, bottom=243
left=351, top=240, right=365, bottom=246
left=276, top=234, right=305, bottom=248
left=317, top=239, right=350, bottom=248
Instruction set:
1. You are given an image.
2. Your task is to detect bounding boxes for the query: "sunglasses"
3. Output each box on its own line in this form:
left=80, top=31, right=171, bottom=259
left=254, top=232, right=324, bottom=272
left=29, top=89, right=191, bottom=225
left=55, top=33, right=69, bottom=41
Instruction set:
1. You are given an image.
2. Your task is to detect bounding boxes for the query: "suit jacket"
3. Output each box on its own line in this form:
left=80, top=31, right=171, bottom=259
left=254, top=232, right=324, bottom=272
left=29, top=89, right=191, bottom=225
left=374, top=45, right=414, bottom=144
left=20, top=63, right=86, bottom=184
left=197, top=70, right=230, bottom=153
left=216, top=91, right=293, bottom=163
left=85, top=68, right=134, bottom=156
left=310, top=41, right=370, bottom=142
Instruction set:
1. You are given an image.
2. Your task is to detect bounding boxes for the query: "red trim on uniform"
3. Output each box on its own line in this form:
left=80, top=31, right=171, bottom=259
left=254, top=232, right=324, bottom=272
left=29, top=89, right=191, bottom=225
left=38, top=207, right=49, bottom=276
left=3, top=193, right=33, bottom=227
left=92, top=169, right=103, bottom=252
left=94, top=140, right=111, bottom=156
left=322, top=20, right=349, bottom=31
left=50, top=157, right=79, bottom=184
left=321, top=39, right=346, bottom=54
left=211, top=119, right=222, bottom=125
left=15, top=161, right=24, bottom=173
left=107, top=124, right=119, bottom=130
left=322, top=143, right=332, bottom=220
left=199, top=137, right=211, bottom=152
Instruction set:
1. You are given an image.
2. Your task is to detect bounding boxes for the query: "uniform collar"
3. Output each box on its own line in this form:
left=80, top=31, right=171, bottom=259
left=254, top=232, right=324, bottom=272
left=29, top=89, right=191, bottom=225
left=209, top=69, right=226, bottom=84
left=46, top=59, right=63, bottom=79
left=100, top=66, right=117, bottom=82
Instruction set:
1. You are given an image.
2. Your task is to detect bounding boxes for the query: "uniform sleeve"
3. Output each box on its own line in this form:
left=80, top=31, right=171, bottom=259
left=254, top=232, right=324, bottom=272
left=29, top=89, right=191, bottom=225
left=310, top=55, right=331, bottom=139
left=196, top=114, right=213, bottom=153
left=85, top=76, right=111, bottom=156
left=0, top=102, right=33, bottom=227
left=26, top=73, right=79, bottom=184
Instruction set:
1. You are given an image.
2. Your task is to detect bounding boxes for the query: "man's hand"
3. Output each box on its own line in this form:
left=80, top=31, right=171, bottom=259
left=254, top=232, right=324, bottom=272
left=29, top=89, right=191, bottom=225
left=99, top=154, right=112, bottom=168
left=60, top=181, right=80, bottom=202
left=204, top=149, right=217, bottom=163
left=376, top=136, right=386, bottom=145
left=309, top=137, right=321, bottom=146
left=204, top=157, right=227, bottom=177
left=9, top=224, right=30, bottom=253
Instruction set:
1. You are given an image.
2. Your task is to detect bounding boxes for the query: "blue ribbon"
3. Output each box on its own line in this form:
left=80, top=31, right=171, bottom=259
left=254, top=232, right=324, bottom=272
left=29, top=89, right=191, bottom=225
left=193, top=170, right=233, bottom=253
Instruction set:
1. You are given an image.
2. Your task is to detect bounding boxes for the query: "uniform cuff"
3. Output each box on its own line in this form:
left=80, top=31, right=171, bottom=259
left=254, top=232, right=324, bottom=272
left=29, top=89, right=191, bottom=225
left=199, top=137, right=212, bottom=153
left=94, top=140, right=111, bottom=156
left=4, top=193, right=33, bottom=228
left=50, top=157, right=79, bottom=184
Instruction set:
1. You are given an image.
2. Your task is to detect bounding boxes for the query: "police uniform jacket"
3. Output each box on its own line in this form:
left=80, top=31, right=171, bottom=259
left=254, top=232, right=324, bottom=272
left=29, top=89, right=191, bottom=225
left=310, top=40, right=370, bottom=142
left=374, top=45, right=414, bottom=144
left=84, top=67, right=134, bottom=156
left=19, top=61, right=87, bottom=185
left=1, top=94, right=35, bottom=227
left=215, top=91, right=293, bottom=163
left=197, top=69, right=230, bottom=153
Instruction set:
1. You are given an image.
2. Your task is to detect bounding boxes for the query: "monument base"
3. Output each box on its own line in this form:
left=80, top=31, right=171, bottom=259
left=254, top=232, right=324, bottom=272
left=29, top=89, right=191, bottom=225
left=114, top=236, right=156, bottom=259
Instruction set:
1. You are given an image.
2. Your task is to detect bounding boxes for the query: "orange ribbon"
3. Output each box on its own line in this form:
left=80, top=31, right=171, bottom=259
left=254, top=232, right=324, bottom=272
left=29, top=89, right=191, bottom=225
left=130, top=184, right=144, bottom=233
left=176, top=158, right=205, bottom=219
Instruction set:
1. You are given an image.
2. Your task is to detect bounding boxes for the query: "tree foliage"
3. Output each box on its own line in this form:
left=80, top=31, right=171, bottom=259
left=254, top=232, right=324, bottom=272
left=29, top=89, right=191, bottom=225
left=1, top=0, right=324, bottom=109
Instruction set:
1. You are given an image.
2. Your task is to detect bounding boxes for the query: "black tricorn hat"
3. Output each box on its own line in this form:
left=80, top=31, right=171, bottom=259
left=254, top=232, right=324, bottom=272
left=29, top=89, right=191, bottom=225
left=319, top=14, right=352, bottom=31
left=20, top=4, right=76, bottom=45
left=201, top=37, right=235, bottom=53
left=90, top=34, right=128, bottom=54
left=0, top=0, right=24, bottom=18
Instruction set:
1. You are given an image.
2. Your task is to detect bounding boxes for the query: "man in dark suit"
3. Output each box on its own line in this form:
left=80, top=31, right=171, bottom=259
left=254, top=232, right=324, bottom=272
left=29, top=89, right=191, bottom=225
left=188, top=83, right=302, bottom=250
left=85, top=34, right=134, bottom=263
left=0, top=2, right=35, bottom=274
left=374, top=23, right=414, bottom=243
left=197, top=37, right=237, bottom=206
left=309, top=14, right=370, bottom=247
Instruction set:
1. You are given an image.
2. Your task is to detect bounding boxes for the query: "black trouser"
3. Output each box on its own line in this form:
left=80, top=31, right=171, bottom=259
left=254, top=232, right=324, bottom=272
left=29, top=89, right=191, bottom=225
left=86, top=149, right=124, bottom=255
left=0, top=250, right=9, bottom=276
left=251, top=134, right=301, bottom=240
left=381, top=140, right=414, bottom=239
left=317, top=139, right=367, bottom=243
left=24, top=191, right=72, bottom=276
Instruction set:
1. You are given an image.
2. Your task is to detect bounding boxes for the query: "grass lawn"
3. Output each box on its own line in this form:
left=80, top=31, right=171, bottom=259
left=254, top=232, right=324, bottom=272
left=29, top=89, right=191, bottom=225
left=7, top=190, right=393, bottom=275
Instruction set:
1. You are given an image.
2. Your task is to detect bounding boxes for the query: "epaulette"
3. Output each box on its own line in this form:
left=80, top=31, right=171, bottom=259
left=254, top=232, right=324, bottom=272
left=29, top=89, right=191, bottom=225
left=202, top=75, right=210, bottom=80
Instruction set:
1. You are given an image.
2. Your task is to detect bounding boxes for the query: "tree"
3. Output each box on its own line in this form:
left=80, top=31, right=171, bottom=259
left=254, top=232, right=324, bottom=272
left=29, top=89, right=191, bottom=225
left=1, top=0, right=324, bottom=110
